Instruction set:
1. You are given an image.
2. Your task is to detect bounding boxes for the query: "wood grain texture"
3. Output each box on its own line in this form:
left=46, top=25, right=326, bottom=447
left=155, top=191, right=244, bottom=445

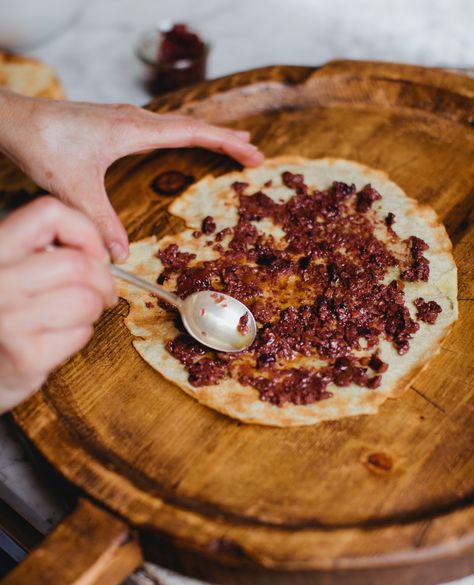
left=11, top=61, right=474, bottom=583
left=1, top=499, right=142, bottom=585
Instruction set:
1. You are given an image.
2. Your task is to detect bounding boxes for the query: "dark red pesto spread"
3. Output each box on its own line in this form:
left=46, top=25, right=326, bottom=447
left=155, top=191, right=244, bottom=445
left=151, top=172, right=441, bottom=407
left=157, top=244, right=196, bottom=283
left=385, top=212, right=396, bottom=226
left=202, top=215, right=216, bottom=235
left=414, top=297, right=442, bottom=324
left=400, top=236, right=430, bottom=282
left=237, top=312, right=250, bottom=335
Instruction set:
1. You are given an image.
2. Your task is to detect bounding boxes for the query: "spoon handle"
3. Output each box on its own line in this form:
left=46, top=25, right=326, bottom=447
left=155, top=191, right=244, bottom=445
left=110, top=264, right=181, bottom=308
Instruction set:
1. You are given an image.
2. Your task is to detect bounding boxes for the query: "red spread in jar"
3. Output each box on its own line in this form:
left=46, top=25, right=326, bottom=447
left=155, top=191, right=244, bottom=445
left=148, top=24, right=207, bottom=95
left=154, top=173, right=441, bottom=406
left=159, top=24, right=205, bottom=62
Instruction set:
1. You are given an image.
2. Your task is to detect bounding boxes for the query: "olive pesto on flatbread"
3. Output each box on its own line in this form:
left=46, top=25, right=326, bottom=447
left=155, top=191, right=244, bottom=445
left=116, top=157, right=457, bottom=427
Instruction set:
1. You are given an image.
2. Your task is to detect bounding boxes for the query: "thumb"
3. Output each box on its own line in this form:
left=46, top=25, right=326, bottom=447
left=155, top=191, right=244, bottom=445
left=65, top=183, right=129, bottom=263
left=93, top=199, right=129, bottom=263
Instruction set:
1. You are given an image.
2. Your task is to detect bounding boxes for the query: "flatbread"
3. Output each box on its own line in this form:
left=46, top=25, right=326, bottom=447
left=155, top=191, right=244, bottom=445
left=0, top=51, right=65, bottom=99
left=117, top=157, right=457, bottom=427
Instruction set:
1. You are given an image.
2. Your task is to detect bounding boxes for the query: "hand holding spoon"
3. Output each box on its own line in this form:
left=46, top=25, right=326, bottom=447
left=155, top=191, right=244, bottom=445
left=110, top=265, right=257, bottom=352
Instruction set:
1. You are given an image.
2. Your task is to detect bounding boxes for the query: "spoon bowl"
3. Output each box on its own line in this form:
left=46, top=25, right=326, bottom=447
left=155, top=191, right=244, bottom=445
left=110, top=264, right=257, bottom=352
left=180, top=290, right=256, bottom=352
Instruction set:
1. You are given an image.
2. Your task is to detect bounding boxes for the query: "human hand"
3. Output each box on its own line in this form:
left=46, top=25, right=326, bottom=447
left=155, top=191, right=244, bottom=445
left=0, top=91, right=264, bottom=262
left=0, top=196, right=116, bottom=412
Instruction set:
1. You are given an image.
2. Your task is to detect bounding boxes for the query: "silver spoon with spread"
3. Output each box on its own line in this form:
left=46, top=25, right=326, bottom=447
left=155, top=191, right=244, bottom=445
left=110, top=264, right=256, bottom=352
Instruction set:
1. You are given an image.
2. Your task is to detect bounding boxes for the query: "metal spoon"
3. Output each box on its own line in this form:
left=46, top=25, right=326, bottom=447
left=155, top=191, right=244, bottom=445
left=110, top=264, right=257, bottom=352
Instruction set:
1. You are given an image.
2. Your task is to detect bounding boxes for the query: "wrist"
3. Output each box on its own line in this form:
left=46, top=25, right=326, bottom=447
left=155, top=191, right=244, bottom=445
left=0, top=89, right=32, bottom=161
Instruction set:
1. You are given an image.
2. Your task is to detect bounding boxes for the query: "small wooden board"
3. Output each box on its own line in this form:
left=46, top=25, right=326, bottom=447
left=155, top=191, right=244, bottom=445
left=13, top=61, right=474, bottom=584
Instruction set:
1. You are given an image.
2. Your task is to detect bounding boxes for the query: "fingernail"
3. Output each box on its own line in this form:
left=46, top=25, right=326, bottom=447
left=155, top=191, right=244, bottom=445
left=249, top=150, right=265, bottom=164
left=108, top=242, right=127, bottom=262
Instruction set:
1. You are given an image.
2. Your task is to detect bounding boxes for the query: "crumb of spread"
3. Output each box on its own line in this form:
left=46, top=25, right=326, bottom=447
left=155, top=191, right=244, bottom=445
left=157, top=244, right=196, bottom=283
left=414, top=297, right=442, bottom=324
left=210, top=292, right=226, bottom=304
left=385, top=212, right=395, bottom=226
left=400, top=236, right=430, bottom=282
left=157, top=172, right=441, bottom=407
left=237, top=312, right=250, bottom=335
left=202, top=216, right=217, bottom=235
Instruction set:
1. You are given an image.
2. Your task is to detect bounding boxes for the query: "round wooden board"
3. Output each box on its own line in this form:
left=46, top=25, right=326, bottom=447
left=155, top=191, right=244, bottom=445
left=13, top=62, right=474, bottom=584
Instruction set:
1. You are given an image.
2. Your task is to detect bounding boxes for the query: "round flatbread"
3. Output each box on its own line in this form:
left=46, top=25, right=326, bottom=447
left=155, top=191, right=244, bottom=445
left=116, top=157, right=457, bottom=427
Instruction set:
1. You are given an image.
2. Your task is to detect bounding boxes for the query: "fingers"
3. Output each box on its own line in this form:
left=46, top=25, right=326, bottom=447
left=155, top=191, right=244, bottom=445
left=0, top=239, right=113, bottom=410
left=0, top=281, right=100, bottom=411
left=113, top=111, right=264, bottom=167
left=64, top=182, right=129, bottom=263
left=161, top=118, right=265, bottom=167
left=0, top=249, right=117, bottom=308
left=91, top=202, right=129, bottom=263
left=0, top=325, right=93, bottom=412
left=233, top=130, right=251, bottom=141
left=0, top=197, right=108, bottom=264
left=163, top=119, right=264, bottom=166
left=30, top=326, right=94, bottom=373
left=0, top=371, right=46, bottom=413
left=0, top=285, right=106, bottom=335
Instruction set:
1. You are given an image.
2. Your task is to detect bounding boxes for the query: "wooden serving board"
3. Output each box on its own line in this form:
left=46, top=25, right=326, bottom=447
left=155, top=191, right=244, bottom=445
left=11, top=61, right=474, bottom=585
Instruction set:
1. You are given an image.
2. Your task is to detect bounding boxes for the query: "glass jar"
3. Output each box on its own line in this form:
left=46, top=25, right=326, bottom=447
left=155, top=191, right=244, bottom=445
left=136, top=23, right=209, bottom=96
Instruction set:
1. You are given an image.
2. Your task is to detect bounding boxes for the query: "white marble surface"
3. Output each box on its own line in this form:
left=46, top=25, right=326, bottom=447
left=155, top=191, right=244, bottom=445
left=0, top=418, right=68, bottom=534
left=22, top=0, right=474, bottom=105
left=0, top=0, right=473, bottom=583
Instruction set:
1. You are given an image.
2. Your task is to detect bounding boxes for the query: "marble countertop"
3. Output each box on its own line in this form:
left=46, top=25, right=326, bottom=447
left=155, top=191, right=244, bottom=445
left=23, top=0, right=474, bottom=105
left=0, top=0, right=473, bottom=583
